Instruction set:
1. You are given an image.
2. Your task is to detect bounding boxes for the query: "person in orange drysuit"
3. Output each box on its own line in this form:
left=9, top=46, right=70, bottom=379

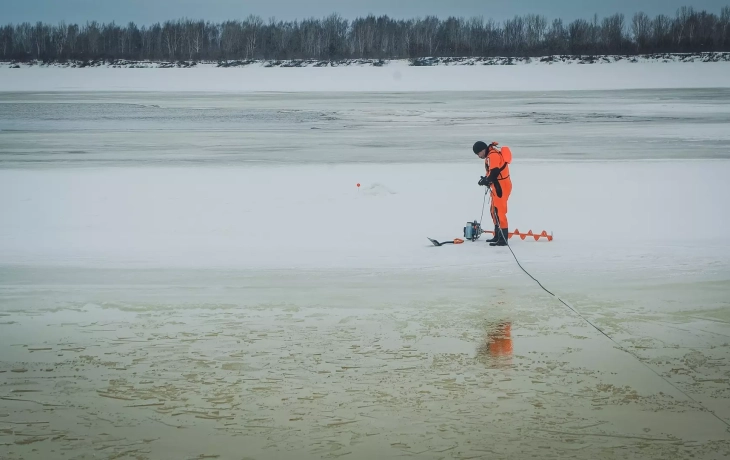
left=473, top=141, right=512, bottom=247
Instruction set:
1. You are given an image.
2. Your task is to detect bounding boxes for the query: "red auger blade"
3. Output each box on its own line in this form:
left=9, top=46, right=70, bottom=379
left=483, top=229, right=553, bottom=241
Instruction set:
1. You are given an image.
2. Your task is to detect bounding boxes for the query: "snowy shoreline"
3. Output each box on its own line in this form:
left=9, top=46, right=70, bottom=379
left=3, top=56, right=730, bottom=92
left=2, top=51, right=730, bottom=69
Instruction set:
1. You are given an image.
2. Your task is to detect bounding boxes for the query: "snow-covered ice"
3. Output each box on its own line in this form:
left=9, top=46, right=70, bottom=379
left=2, top=58, right=730, bottom=92
left=1, top=64, right=729, bottom=459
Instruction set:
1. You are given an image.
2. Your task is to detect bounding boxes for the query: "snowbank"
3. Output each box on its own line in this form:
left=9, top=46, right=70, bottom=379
left=2, top=56, right=730, bottom=92
left=4, top=52, right=730, bottom=69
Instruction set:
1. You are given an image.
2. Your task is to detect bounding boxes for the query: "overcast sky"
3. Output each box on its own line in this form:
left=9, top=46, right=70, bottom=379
left=3, top=0, right=728, bottom=25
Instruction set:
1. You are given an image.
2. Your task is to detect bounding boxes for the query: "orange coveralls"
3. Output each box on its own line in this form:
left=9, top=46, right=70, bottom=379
left=485, top=147, right=512, bottom=229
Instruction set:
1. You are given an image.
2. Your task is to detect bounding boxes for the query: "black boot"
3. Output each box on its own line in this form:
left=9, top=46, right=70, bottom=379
left=490, top=228, right=508, bottom=246
left=485, top=226, right=499, bottom=243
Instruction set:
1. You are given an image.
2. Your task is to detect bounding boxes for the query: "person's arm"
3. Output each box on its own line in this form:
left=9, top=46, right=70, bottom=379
left=485, top=151, right=503, bottom=197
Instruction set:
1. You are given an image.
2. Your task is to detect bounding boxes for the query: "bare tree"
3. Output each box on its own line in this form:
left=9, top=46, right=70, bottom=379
left=652, top=14, right=672, bottom=51
left=32, top=21, right=50, bottom=58
left=440, top=16, right=463, bottom=55
left=632, top=12, right=651, bottom=51
left=1, top=25, right=13, bottom=58
left=421, top=16, right=439, bottom=56
left=720, top=6, right=730, bottom=48
left=84, top=21, right=101, bottom=56
left=15, top=23, right=33, bottom=57
left=525, top=14, right=547, bottom=53
left=243, top=15, right=263, bottom=59
left=675, top=6, right=694, bottom=47
left=546, top=19, right=567, bottom=54
left=601, top=14, right=625, bottom=52
left=482, top=18, right=499, bottom=55
left=67, top=23, right=78, bottom=56
left=400, top=19, right=413, bottom=57
left=503, top=16, right=525, bottom=55
left=51, top=22, right=68, bottom=59
left=191, top=20, right=204, bottom=59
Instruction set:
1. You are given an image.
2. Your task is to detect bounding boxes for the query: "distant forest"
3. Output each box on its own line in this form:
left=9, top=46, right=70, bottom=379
left=2, top=5, right=729, bottom=62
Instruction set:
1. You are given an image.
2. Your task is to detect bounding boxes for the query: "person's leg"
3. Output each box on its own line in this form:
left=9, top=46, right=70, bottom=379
left=490, top=180, right=512, bottom=246
left=486, top=199, right=498, bottom=242
left=490, top=201, right=508, bottom=246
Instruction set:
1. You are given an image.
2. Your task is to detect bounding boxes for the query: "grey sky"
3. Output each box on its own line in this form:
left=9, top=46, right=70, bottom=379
left=3, top=0, right=728, bottom=25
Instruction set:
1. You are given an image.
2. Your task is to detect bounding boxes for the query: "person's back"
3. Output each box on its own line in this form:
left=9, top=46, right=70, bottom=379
left=486, top=146, right=510, bottom=183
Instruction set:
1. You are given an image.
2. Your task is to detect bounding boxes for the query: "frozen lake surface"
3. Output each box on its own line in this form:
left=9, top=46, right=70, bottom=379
left=2, top=89, right=730, bottom=166
left=1, top=86, right=729, bottom=459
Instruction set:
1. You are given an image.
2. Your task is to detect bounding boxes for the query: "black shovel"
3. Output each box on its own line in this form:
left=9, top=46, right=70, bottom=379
left=427, top=237, right=464, bottom=247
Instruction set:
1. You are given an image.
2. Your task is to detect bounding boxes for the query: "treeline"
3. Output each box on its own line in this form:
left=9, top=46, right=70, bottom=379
left=2, top=5, right=729, bottom=62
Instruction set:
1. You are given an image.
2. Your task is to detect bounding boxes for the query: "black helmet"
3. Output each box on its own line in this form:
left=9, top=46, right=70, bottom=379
left=473, top=141, right=488, bottom=154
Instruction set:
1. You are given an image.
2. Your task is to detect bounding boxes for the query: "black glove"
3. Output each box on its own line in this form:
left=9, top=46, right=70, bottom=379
left=478, top=176, right=491, bottom=186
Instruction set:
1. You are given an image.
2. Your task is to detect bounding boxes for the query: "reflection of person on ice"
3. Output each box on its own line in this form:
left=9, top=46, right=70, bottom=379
left=473, top=141, right=512, bottom=247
